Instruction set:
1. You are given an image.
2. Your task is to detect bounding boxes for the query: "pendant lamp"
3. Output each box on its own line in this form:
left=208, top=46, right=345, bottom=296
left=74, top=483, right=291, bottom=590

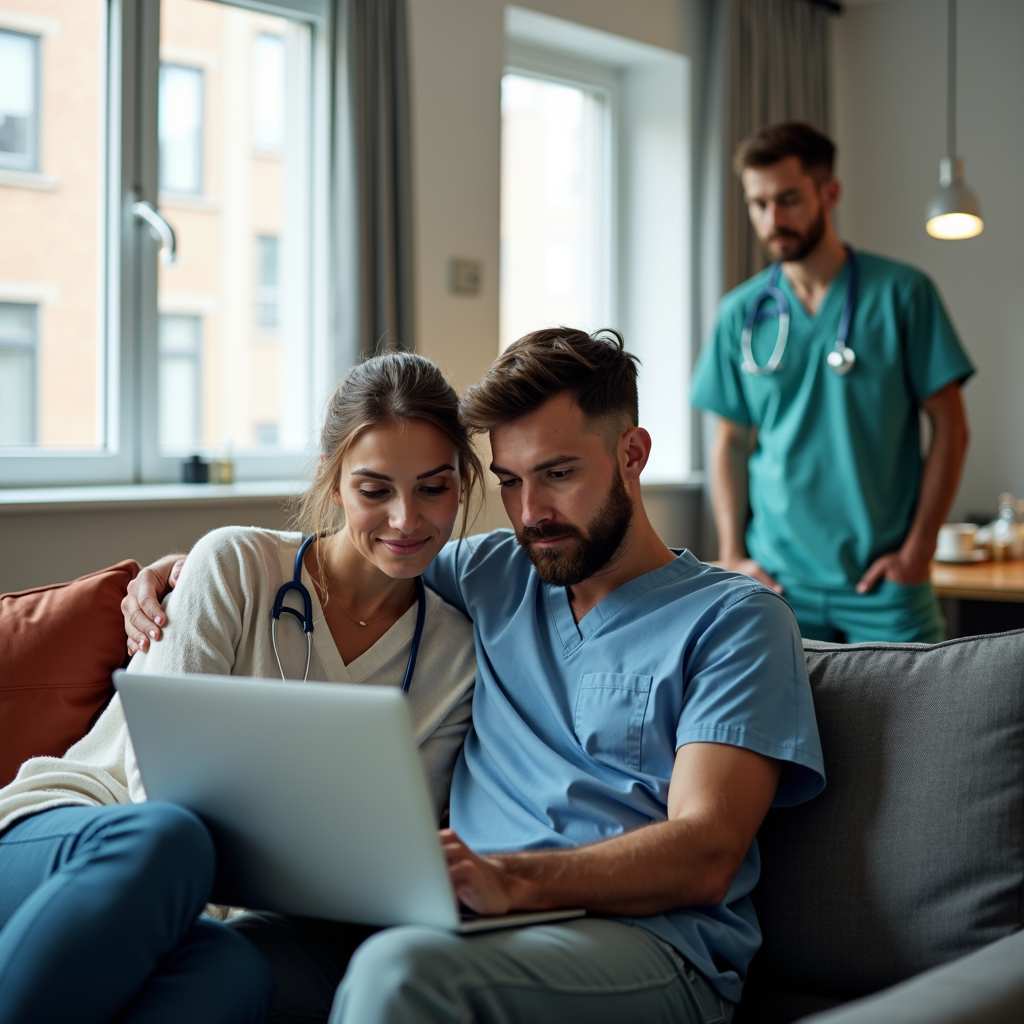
left=926, top=0, right=983, bottom=239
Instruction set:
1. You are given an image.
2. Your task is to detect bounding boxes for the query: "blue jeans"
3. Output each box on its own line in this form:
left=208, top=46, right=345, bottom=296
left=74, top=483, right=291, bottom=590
left=0, top=803, right=273, bottom=1024
left=329, top=918, right=734, bottom=1024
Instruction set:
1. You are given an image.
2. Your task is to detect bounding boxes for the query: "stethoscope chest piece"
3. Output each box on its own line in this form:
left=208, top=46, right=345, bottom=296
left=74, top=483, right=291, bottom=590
left=826, top=345, right=856, bottom=375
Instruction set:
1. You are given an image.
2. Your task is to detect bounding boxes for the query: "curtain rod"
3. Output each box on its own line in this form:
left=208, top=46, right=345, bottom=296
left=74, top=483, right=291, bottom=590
left=802, top=0, right=844, bottom=13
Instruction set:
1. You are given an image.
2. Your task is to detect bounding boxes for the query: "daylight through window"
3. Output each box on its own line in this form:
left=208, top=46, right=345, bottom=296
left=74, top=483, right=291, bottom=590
left=500, top=71, right=611, bottom=350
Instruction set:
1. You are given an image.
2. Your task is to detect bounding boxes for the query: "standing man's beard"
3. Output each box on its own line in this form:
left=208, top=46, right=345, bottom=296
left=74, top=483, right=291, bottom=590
left=765, top=203, right=826, bottom=263
left=517, top=471, right=634, bottom=588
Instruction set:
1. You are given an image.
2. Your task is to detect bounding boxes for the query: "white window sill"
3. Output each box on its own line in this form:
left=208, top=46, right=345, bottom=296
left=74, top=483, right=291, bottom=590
left=0, top=479, right=308, bottom=515
left=0, top=169, right=61, bottom=191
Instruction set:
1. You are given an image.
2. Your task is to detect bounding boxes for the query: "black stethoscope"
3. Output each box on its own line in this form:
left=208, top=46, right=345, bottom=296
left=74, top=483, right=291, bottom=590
left=270, top=534, right=426, bottom=688
left=741, top=244, right=859, bottom=376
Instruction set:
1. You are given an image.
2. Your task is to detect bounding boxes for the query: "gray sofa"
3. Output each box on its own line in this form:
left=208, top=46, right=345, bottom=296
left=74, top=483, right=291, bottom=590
left=735, top=630, right=1024, bottom=1023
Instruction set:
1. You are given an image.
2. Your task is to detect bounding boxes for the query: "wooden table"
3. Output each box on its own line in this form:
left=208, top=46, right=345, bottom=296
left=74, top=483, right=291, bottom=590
left=931, top=559, right=1024, bottom=603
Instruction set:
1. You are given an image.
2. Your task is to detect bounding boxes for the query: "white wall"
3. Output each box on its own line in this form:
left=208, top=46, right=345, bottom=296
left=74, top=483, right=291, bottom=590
left=0, top=495, right=294, bottom=593
left=832, top=0, right=1024, bottom=518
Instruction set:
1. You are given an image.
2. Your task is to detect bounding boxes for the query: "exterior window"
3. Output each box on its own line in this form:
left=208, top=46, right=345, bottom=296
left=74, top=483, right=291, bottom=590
left=256, top=235, right=280, bottom=331
left=159, top=314, right=202, bottom=450
left=255, top=422, right=279, bottom=446
left=159, top=63, right=204, bottom=194
left=253, top=34, right=285, bottom=149
left=500, top=72, right=611, bottom=349
left=0, top=30, right=39, bottom=172
left=0, top=303, right=37, bottom=445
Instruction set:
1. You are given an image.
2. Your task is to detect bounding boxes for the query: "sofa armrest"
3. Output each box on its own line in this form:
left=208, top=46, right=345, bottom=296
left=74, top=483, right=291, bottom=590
left=800, top=930, right=1024, bottom=1024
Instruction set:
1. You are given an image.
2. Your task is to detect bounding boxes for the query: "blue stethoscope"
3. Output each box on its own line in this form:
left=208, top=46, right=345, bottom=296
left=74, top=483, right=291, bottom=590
left=741, top=244, right=858, bottom=376
left=270, top=534, right=426, bottom=689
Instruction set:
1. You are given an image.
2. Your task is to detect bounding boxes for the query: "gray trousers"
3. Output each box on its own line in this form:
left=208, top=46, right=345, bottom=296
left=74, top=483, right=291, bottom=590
left=233, top=913, right=733, bottom=1024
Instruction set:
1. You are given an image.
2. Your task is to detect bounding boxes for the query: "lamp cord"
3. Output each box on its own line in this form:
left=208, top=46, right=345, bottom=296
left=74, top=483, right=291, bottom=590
left=947, top=0, right=957, bottom=158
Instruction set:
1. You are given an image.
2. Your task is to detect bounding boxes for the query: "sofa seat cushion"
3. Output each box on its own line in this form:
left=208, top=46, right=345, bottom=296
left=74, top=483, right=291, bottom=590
left=0, top=560, right=139, bottom=787
left=749, top=631, right=1024, bottom=1002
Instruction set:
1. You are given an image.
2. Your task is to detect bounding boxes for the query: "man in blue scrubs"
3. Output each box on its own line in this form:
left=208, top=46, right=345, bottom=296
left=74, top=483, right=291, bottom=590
left=691, top=122, right=973, bottom=643
left=337, top=329, right=823, bottom=1023
left=128, top=329, right=825, bottom=1022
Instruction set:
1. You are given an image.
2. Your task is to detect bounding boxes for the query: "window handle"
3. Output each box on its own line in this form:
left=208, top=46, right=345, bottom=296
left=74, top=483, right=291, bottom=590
left=131, top=200, right=179, bottom=266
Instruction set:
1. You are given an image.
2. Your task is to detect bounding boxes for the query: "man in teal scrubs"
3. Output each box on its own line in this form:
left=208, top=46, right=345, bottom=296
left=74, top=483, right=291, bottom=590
left=691, top=122, right=973, bottom=643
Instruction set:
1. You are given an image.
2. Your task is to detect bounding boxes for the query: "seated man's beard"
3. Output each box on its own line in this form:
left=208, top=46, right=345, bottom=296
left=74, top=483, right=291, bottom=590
left=517, top=471, right=634, bottom=588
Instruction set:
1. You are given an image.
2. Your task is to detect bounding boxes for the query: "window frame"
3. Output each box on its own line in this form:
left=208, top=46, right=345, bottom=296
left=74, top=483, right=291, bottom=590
left=0, top=27, right=41, bottom=173
left=0, top=0, right=332, bottom=488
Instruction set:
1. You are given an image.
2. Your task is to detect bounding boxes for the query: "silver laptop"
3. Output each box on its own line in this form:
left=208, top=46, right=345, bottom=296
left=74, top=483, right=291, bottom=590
left=114, top=671, right=583, bottom=934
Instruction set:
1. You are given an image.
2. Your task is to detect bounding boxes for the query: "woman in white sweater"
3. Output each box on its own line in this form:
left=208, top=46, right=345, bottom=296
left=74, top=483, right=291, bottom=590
left=0, top=354, right=481, bottom=1024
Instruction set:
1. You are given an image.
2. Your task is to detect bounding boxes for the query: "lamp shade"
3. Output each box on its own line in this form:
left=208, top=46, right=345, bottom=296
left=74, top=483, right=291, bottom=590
left=926, top=157, right=984, bottom=239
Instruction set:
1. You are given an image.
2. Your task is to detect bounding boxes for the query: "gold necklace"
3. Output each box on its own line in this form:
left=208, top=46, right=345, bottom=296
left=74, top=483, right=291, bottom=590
left=335, top=582, right=416, bottom=627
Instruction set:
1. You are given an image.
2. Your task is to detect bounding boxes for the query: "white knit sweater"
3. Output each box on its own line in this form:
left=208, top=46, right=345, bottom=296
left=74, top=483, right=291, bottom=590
left=0, top=527, right=477, bottom=836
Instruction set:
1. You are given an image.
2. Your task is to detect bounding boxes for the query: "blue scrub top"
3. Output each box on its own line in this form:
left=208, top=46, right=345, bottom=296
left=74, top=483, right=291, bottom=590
left=690, top=251, right=974, bottom=589
left=424, top=531, right=825, bottom=1004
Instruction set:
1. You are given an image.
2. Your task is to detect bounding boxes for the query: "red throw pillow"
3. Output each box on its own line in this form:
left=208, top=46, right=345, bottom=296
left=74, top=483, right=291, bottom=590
left=0, top=560, right=140, bottom=787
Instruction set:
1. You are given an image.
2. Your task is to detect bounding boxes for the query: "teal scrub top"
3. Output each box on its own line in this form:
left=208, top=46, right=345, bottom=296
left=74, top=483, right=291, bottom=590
left=424, top=531, right=825, bottom=1004
left=691, top=251, right=974, bottom=589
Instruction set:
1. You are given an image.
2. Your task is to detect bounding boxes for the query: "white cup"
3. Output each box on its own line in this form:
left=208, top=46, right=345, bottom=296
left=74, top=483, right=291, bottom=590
left=937, top=522, right=977, bottom=557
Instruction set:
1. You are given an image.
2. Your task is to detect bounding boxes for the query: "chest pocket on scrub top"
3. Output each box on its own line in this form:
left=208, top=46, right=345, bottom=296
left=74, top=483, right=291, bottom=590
left=574, top=673, right=653, bottom=773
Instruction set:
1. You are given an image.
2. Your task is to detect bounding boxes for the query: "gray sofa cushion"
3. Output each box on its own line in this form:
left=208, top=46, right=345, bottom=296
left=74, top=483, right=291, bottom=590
left=749, top=630, right=1024, bottom=1001
left=800, top=928, right=1024, bottom=1024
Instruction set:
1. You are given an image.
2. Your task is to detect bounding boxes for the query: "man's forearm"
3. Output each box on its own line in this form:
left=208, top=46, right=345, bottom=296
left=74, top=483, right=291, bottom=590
left=903, top=386, right=969, bottom=559
left=711, top=422, right=753, bottom=562
left=489, top=816, right=738, bottom=917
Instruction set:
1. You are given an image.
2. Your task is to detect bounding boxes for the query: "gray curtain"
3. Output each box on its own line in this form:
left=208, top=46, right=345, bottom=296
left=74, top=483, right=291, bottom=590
left=724, top=0, right=832, bottom=290
left=333, top=0, right=414, bottom=363
left=689, top=0, right=834, bottom=555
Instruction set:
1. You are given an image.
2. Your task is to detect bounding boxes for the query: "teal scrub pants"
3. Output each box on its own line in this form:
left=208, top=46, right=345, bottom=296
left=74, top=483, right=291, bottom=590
left=779, top=578, right=944, bottom=644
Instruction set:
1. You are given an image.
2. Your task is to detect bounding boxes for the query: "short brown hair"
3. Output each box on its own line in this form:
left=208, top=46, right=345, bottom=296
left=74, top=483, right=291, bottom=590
left=460, top=327, right=640, bottom=435
left=733, top=122, right=835, bottom=180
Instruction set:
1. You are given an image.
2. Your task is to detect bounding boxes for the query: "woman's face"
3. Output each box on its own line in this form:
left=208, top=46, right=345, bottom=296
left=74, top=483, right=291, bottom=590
left=333, top=420, right=462, bottom=579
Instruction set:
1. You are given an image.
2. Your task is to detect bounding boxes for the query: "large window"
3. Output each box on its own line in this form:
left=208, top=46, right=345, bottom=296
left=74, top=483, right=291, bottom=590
left=0, top=29, right=39, bottom=172
left=0, top=0, right=330, bottom=487
left=0, top=303, right=37, bottom=445
left=502, top=11, right=691, bottom=481
left=500, top=71, right=612, bottom=349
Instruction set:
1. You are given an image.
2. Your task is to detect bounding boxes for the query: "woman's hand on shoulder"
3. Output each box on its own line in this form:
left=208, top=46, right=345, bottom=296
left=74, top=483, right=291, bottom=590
left=123, top=554, right=187, bottom=656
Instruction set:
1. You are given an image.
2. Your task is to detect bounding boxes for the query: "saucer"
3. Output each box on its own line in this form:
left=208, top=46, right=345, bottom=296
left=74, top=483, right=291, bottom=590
left=934, top=549, right=989, bottom=564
